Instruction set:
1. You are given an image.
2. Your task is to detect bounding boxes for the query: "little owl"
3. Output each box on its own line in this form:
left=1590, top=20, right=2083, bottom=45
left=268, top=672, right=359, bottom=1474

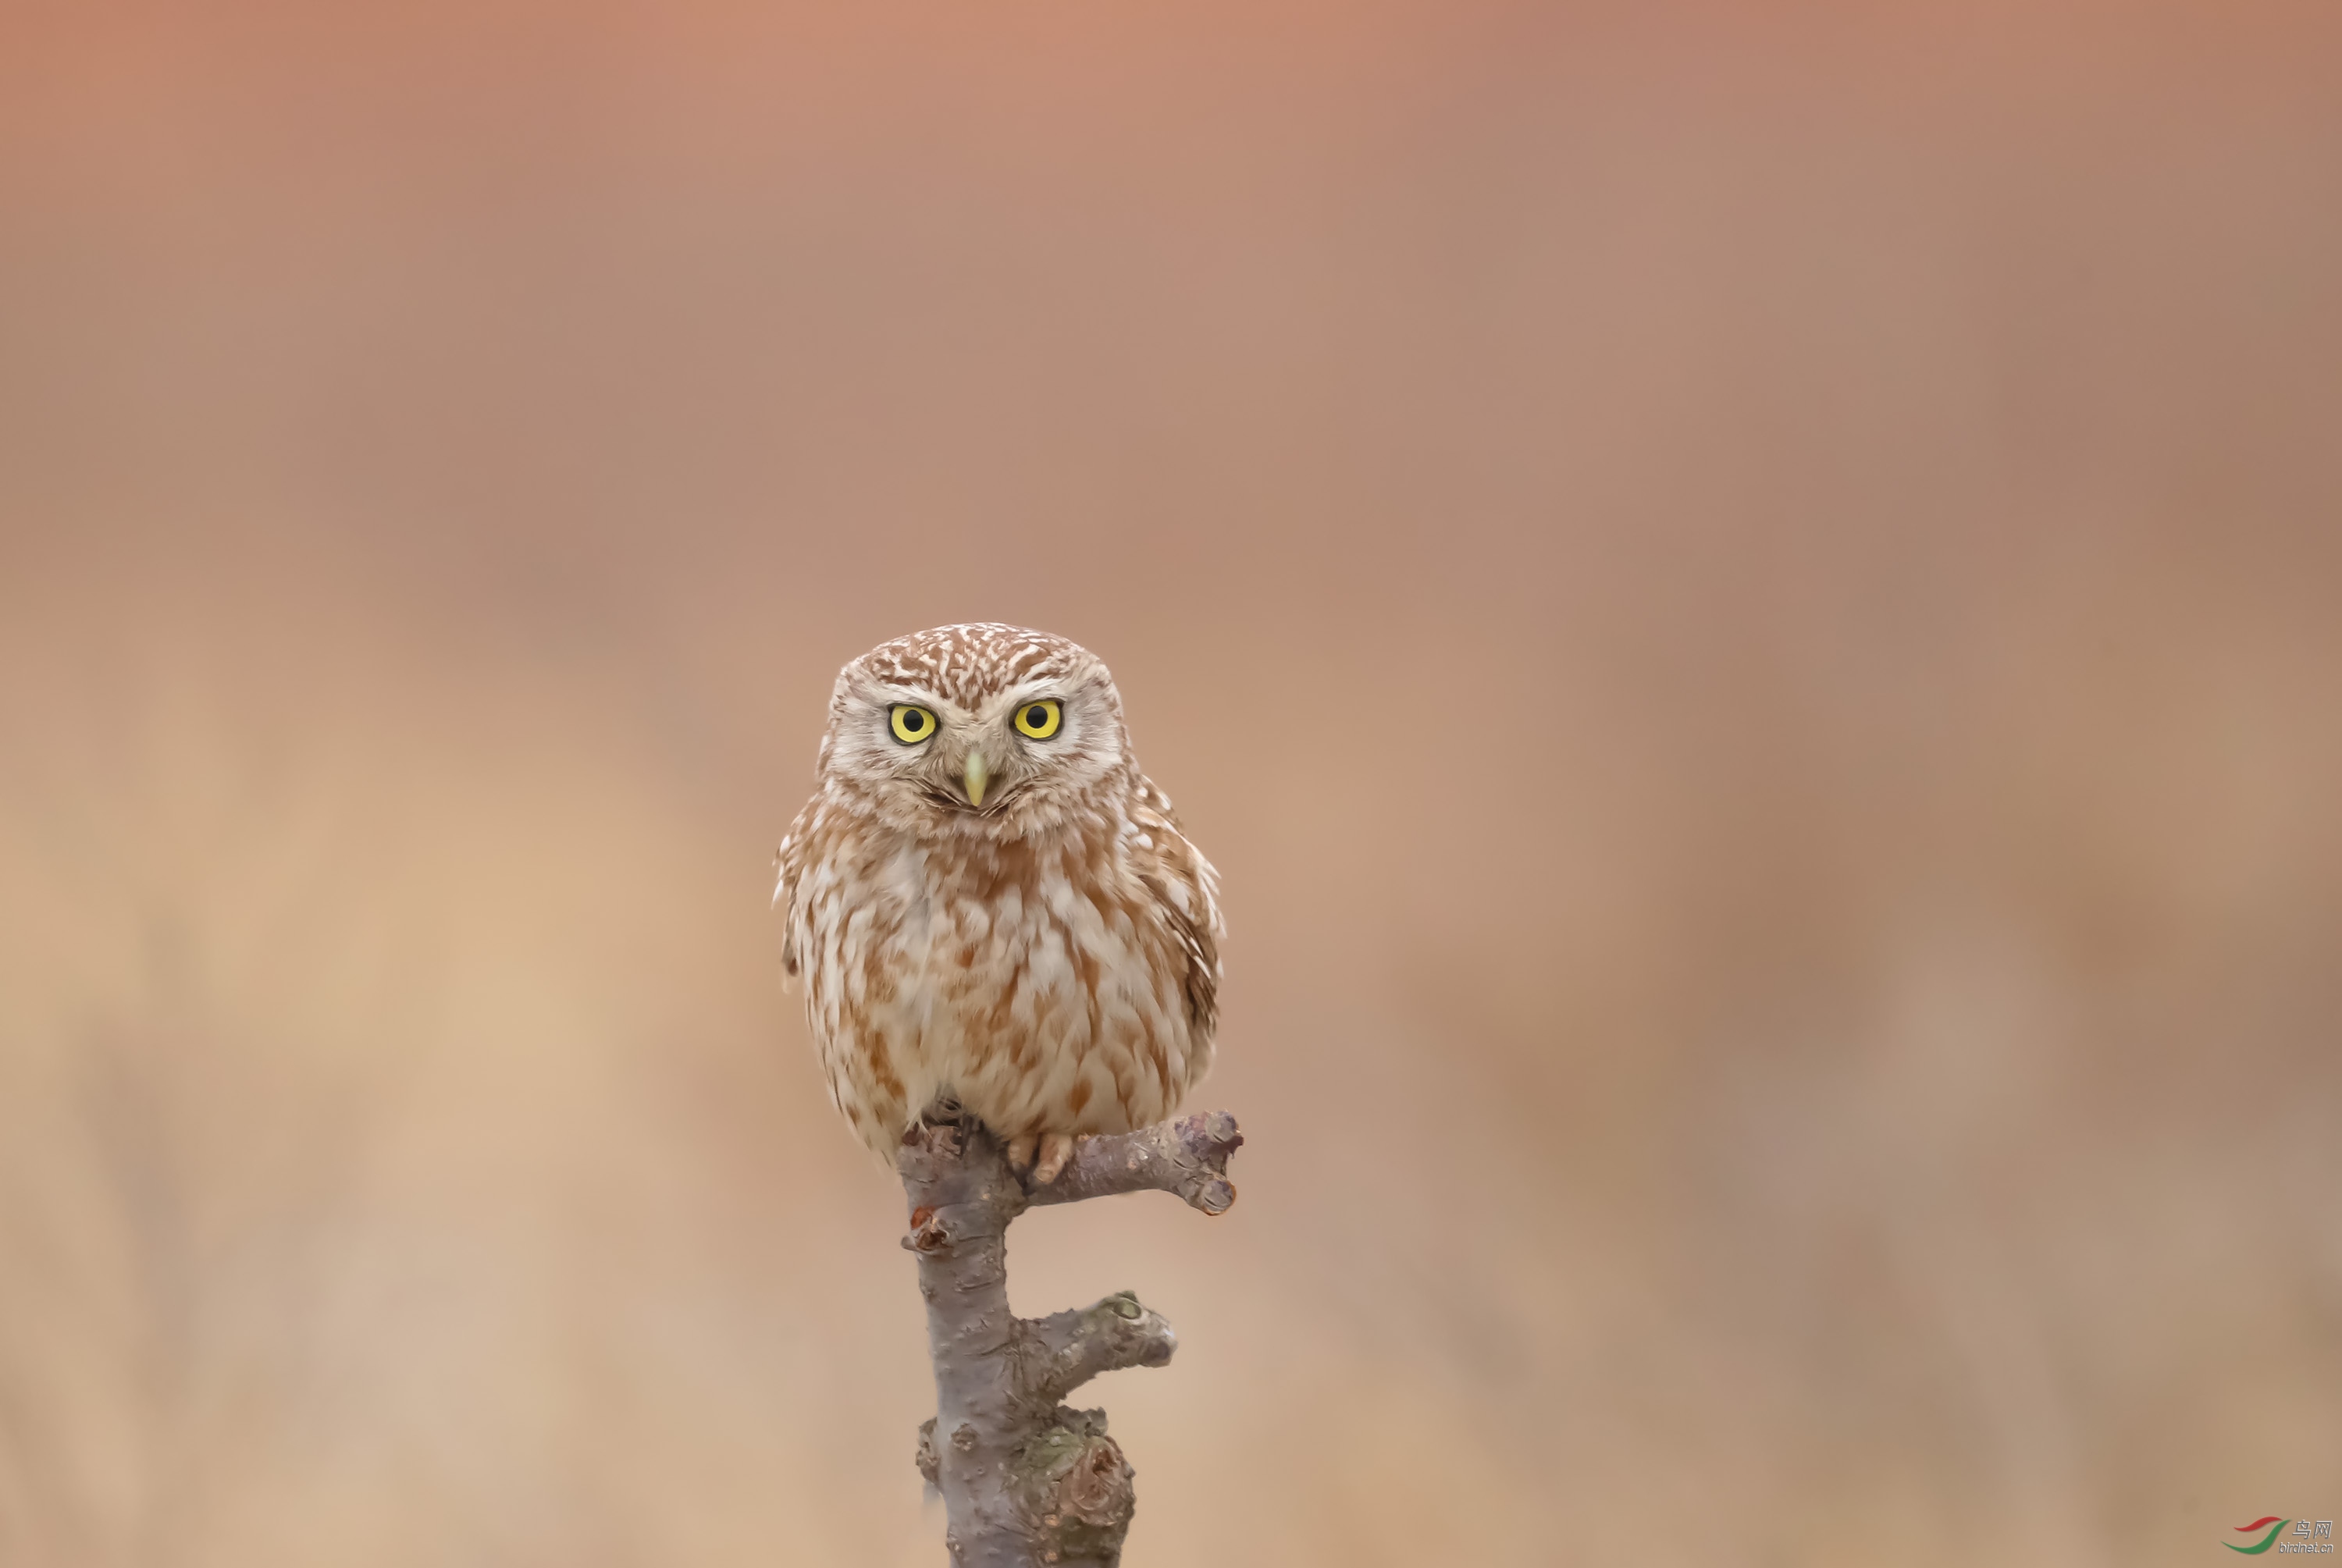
left=774, top=624, right=1223, bottom=1183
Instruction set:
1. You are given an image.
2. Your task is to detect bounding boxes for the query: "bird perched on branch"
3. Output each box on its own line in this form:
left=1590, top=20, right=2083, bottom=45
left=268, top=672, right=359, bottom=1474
left=774, top=624, right=1223, bottom=1184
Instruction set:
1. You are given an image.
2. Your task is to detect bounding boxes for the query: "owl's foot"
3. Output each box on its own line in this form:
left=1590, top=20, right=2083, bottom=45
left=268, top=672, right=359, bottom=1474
left=1003, top=1130, right=1087, bottom=1184
left=1031, top=1132, right=1080, bottom=1185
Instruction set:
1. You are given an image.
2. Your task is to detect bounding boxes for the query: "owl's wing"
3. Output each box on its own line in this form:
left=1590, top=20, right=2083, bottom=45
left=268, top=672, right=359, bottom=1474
left=1130, top=776, right=1223, bottom=1036
left=772, top=799, right=820, bottom=989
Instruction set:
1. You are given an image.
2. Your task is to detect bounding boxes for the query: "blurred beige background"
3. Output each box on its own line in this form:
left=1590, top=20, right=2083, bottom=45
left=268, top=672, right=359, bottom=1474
left=3, top=3, right=2340, bottom=1564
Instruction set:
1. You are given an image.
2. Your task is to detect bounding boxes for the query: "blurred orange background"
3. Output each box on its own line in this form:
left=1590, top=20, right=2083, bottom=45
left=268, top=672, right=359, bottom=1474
left=3, top=3, right=2339, bottom=1564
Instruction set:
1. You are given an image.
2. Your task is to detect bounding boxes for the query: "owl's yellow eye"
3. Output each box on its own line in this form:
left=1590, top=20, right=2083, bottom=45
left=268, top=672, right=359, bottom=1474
left=1013, top=699, right=1062, bottom=740
left=890, top=705, right=938, bottom=745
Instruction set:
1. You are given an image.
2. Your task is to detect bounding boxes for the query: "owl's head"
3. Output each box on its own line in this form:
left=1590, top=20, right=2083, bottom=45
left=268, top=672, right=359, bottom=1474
left=818, top=624, right=1132, bottom=836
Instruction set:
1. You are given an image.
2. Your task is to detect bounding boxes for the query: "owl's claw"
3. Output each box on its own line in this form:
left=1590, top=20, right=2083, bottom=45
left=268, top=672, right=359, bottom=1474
left=1031, top=1132, right=1079, bottom=1185
left=1006, top=1132, right=1079, bottom=1184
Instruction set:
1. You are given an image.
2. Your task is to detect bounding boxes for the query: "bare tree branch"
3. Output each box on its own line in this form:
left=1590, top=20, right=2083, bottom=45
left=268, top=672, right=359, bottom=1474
left=898, top=1111, right=1242, bottom=1568
left=1025, top=1111, right=1242, bottom=1215
left=1025, top=1292, right=1177, bottom=1405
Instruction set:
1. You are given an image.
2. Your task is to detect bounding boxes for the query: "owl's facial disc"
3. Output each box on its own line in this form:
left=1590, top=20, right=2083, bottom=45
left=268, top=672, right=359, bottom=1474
left=828, top=633, right=1128, bottom=828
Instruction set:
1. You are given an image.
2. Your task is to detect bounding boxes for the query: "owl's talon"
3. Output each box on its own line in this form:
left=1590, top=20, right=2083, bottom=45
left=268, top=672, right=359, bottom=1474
left=1032, top=1132, right=1077, bottom=1185
left=1005, top=1134, right=1038, bottom=1173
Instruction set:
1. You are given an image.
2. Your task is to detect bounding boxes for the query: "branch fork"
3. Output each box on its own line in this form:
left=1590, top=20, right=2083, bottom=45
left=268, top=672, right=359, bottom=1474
left=899, top=1111, right=1243, bottom=1568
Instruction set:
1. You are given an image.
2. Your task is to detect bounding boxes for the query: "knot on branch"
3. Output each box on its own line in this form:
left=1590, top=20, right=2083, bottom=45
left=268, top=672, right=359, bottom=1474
left=1013, top=1408, right=1136, bottom=1564
left=915, top=1418, right=940, bottom=1488
left=903, top=1205, right=951, bottom=1253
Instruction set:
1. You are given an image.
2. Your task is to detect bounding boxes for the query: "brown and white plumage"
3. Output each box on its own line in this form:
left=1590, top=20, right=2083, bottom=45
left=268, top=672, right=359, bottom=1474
left=774, top=624, right=1223, bottom=1179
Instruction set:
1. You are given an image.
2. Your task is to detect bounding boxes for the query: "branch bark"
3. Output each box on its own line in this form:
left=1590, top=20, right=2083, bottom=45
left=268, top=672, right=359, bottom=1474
left=899, top=1111, right=1243, bottom=1568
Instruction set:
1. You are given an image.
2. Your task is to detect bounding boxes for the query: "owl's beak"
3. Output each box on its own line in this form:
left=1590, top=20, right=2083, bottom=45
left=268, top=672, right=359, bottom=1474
left=963, top=749, right=990, bottom=809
